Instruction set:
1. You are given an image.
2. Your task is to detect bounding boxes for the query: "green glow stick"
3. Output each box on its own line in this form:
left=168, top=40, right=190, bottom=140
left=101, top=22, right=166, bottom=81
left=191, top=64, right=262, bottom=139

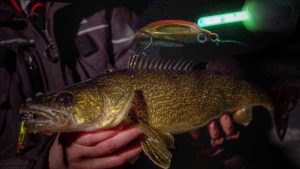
left=198, top=11, right=250, bottom=27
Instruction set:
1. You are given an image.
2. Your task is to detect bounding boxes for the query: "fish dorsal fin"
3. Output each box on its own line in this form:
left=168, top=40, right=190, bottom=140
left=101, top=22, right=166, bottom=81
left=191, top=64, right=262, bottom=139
left=128, top=52, right=195, bottom=71
left=136, top=119, right=173, bottom=169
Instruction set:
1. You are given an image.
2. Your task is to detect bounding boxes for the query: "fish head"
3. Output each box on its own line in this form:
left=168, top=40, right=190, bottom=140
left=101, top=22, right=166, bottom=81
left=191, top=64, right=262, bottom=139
left=19, top=83, right=108, bottom=133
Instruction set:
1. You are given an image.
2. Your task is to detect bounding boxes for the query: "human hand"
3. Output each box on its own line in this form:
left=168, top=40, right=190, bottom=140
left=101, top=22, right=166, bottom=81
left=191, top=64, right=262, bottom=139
left=49, top=124, right=143, bottom=169
left=190, top=113, right=243, bottom=168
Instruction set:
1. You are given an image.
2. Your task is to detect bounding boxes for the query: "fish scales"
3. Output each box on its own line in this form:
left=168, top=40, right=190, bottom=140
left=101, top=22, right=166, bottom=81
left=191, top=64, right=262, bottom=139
left=101, top=71, right=197, bottom=130
left=74, top=85, right=103, bottom=124
left=94, top=70, right=271, bottom=133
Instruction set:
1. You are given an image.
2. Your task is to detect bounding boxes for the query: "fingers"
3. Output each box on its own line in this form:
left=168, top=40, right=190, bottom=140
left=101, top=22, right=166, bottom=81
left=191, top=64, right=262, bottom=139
left=71, top=144, right=142, bottom=169
left=189, top=113, right=241, bottom=158
left=207, top=114, right=240, bottom=157
left=54, top=125, right=143, bottom=169
left=75, top=125, right=125, bottom=146
left=207, top=114, right=240, bottom=143
left=208, top=120, right=223, bottom=146
left=69, top=126, right=143, bottom=159
left=219, top=114, right=240, bottom=140
left=190, top=113, right=239, bottom=144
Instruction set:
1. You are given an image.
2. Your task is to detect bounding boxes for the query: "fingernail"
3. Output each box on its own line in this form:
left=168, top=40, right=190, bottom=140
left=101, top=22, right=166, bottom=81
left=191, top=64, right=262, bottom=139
left=136, top=129, right=144, bottom=136
left=220, top=114, right=230, bottom=122
left=83, top=134, right=90, bottom=145
left=208, top=121, right=216, bottom=129
left=128, top=125, right=142, bottom=134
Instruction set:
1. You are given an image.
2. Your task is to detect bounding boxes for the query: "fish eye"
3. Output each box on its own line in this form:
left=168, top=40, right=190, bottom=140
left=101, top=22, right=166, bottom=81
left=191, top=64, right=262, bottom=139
left=197, top=32, right=207, bottom=43
left=56, top=92, right=74, bottom=106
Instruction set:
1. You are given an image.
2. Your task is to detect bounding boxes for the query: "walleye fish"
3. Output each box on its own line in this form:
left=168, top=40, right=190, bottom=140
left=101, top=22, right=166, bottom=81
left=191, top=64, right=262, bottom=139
left=19, top=64, right=274, bottom=168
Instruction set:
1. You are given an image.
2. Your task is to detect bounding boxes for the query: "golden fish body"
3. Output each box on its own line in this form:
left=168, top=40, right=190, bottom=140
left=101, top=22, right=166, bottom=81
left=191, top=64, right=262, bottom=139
left=98, top=70, right=272, bottom=132
left=20, top=70, right=273, bottom=168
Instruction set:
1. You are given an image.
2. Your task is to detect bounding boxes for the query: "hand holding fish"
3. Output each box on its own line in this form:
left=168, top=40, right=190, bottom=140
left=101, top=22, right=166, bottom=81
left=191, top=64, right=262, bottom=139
left=190, top=113, right=240, bottom=156
left=190, top=113, right=244, bottom=169
left=48, top=124, right=143, bottom=169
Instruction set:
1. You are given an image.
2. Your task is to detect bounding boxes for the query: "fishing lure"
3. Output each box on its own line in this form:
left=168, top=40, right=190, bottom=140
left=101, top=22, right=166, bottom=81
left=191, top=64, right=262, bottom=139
left=16, top=120, right=27, bottom=154
left=133, top=20, right=246, bottom=49
left=134, top=20, right=219, bottom=48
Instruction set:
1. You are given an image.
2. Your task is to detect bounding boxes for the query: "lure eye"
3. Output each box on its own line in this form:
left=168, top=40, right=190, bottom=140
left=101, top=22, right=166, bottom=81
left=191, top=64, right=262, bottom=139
left=197, top=32, right=207, bottom=43
left=56, top=92, right=74, bottom=106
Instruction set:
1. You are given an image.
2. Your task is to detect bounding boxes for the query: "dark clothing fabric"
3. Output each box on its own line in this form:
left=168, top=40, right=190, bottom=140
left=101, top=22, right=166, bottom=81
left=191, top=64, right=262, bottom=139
left=0, top=1, right=138, bottom=168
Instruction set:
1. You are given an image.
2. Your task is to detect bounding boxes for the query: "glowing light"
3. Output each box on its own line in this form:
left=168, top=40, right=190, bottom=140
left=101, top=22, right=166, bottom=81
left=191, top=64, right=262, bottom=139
left=198, top=11, right=250, bottom=27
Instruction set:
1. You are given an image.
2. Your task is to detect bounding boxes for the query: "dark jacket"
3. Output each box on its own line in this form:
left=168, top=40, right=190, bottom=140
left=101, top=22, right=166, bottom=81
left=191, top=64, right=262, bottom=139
left=0, top=1, right=139, bottom=168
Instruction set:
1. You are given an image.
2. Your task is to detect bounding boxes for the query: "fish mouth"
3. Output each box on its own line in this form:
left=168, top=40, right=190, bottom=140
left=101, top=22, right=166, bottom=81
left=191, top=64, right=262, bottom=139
left=20, top=104, right=70, bottom=133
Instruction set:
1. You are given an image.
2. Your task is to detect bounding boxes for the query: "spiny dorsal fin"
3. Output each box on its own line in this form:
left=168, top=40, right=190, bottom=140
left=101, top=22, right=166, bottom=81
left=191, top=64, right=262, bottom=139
left=128, top=52, right=195, bottom=71
left=128, top=27, right=196, bottom=71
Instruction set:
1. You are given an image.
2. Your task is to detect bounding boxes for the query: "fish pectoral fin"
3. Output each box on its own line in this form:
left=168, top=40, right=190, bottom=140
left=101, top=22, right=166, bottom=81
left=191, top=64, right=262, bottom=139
left=158, top=131, right=175, bottom=149
left=232, top=107, right=253, bottom=126
left=136, top=120, right=172, bottom=169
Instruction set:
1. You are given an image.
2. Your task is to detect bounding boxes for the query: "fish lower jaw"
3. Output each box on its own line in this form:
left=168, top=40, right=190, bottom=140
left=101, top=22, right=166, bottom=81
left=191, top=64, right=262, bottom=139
left=25, top=113, right=66, bottom=125
left=24, top=114, right=70, bottom=133
left=21, top=105, right=71, bottom=131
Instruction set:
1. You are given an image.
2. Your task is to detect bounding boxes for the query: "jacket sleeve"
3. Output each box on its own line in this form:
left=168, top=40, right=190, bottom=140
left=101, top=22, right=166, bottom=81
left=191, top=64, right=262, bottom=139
left=110, top=7, right=138, bottom=70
